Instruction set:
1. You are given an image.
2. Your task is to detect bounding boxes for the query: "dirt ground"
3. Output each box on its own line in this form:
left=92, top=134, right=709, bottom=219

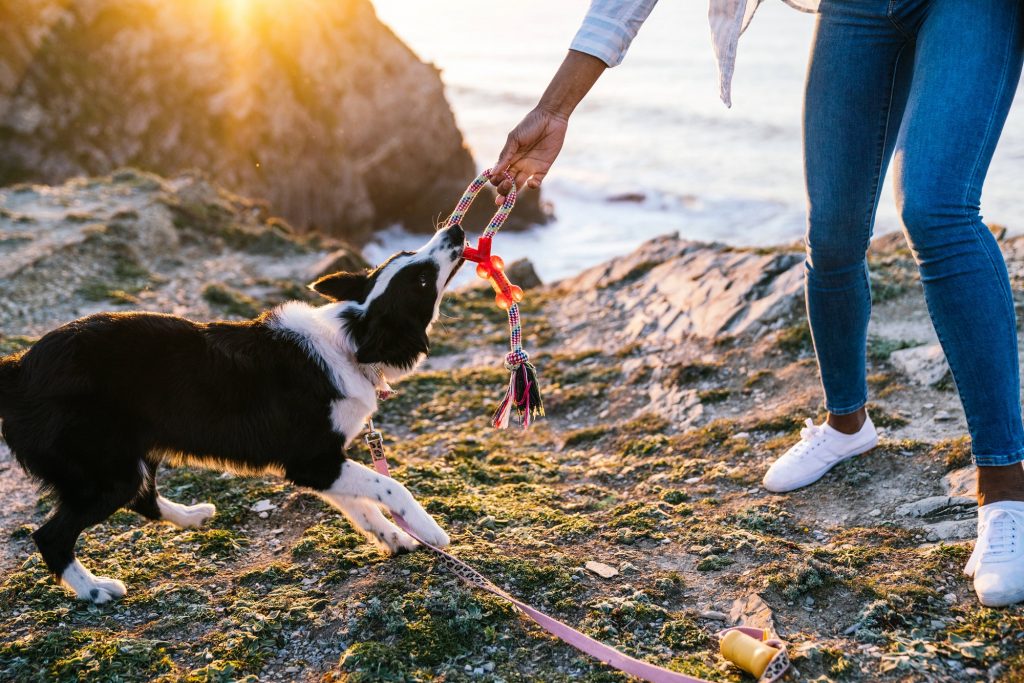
left=1, top=185, right=1023, bottom=681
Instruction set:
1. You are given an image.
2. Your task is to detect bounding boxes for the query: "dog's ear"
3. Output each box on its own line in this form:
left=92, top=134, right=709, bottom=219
left=355, top=316, right=430, bottom=368
left=309, top=271, right=370, bottom=302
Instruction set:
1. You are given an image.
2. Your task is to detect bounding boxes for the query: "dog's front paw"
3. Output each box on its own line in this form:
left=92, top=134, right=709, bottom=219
left=404, top=511, right=450, bottom=548
left=73, top=576, right=127, bottom=604
left=377, top=527, right=420, bottom=555
left=61, top=561, right=128, bottom=604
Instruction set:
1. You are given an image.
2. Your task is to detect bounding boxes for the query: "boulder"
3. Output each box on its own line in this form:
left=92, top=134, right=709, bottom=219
left=869, top=230, right=909, bottom=256
left=0, top=0, right=545, bottom=241
left=505, top=259, right=543, bottom=290
left=889, top=344, right=950, bottom=386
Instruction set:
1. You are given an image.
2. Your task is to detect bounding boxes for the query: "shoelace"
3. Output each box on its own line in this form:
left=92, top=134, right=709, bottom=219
left=977, top=509, right=1021, bottom=561
left=786, top=418, right=825, bottom=459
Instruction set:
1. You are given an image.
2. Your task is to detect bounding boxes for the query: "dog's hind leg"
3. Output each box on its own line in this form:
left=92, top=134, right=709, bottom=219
left=128, top=459, right=215, bottom=528
left=319, top=494, right=419, bottom=554
left=34, top=479, right=141, bottom=604
left=322, top=460, right=450, bottom=548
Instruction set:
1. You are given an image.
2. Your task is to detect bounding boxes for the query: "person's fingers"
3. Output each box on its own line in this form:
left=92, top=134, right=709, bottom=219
left=514, top=169, right=530, bottom=191
left=527, top=169, right=547, bottom=190
left=494, top=175, right=516, bottom=205
left=490, top=136, right=519, bottom=185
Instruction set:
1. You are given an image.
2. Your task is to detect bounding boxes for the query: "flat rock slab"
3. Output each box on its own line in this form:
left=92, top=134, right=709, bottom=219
left=924, top=518, right=977, bottom=541
left=896, top=495, right=976, bottom=518
left=584, top=561, right=619, bottom=579
left=730, top=593, right=779, bottom=636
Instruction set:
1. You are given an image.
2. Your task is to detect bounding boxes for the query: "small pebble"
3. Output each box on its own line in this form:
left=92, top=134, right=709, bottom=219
left=700, top=610, right=728, bottom=621
left=943, top=593, right=958, bottom=604
left=869, top=508, right=882, bottom=517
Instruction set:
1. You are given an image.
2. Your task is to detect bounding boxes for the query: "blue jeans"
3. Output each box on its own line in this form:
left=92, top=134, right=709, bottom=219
left=803, top=0, right=1024, bottom=466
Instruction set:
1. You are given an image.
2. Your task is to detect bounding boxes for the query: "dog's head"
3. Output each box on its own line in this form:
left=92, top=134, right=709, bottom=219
left=310, top=223, right=465, bottom=372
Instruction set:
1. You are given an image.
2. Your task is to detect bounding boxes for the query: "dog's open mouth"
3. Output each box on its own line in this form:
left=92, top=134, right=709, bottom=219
left=444, top=254, right=466, bottom=288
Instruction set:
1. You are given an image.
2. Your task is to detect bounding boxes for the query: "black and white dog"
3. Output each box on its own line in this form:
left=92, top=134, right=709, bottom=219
left=0, top=224, right=465, bottom=603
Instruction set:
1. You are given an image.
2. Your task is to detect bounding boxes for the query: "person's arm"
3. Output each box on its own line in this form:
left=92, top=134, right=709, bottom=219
left=490, top=51, right=605, bottom=199
left=490, top=1, right=658, bottom=200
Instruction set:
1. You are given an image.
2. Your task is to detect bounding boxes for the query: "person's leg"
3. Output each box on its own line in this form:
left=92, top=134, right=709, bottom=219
left=893, top=0, right=1024, bottom=608
left=762, top=1, right=916, bottom=493
left=892, top=0, right=1024, bottom=501
left=803, top=1, right=915, bottom=430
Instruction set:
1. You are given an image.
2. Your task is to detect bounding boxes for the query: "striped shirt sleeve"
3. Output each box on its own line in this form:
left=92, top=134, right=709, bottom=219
left=569, top=0, right=659, bottom=67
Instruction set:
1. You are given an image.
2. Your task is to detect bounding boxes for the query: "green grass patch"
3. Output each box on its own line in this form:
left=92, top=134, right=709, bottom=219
left=202, top=283, right=260, bottom=319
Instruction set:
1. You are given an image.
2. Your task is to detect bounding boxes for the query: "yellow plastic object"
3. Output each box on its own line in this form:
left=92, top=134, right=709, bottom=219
left=719, top=630, right=780, bottom=679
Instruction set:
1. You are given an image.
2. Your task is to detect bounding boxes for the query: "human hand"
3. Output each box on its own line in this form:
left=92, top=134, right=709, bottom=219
left=490, top=107, right=568, bottom=203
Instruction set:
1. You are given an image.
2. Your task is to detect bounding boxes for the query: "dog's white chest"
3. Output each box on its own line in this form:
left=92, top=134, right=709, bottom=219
left=331, top=397, right=375, bottom=445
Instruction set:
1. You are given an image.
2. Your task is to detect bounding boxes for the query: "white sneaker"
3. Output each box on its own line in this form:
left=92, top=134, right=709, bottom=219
left=964, top=501, right=1024, bottom=607
left=762, top=416, right=878, bottom=493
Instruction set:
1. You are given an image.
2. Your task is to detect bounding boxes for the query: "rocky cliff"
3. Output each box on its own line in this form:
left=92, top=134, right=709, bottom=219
left=0, top=0, right=544, bottom=242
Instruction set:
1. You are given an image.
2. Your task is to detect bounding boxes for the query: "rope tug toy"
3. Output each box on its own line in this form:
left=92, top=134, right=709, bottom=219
left=444, top=169, right=544, bottom=429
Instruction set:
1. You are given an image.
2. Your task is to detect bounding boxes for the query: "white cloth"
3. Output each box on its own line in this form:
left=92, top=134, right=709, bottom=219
left=571, top=0, right=819, bottom=107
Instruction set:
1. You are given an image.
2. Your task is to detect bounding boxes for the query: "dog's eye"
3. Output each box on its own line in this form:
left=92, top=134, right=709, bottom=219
left=418, top=273, right=429, bottom=288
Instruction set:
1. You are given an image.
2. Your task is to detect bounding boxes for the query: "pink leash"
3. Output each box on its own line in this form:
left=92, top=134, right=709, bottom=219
left=363, top=425, right=790, bottom=683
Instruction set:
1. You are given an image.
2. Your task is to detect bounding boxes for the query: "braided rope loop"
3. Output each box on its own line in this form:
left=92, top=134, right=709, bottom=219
left=446, top=169, right=541, bottom=428
left=444, top=169, right=516, bottom=237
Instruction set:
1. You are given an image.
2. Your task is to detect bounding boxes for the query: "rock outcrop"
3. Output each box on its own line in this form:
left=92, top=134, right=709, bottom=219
left=0, top=169, right=335, bottom=337
left=0, top=0, right=544, bottom=242
left=554, top=234, right=805, bottom=348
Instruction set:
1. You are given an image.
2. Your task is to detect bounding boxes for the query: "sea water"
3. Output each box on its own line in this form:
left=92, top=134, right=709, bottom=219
left=369, top=0, right=1024, bottom=284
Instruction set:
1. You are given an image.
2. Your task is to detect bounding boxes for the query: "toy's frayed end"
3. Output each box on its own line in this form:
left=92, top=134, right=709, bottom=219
left=492, top=362, right=544, bottom=429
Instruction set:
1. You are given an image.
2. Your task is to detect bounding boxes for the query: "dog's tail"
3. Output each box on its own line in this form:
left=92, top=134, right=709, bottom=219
left=0, top=353, right=21, bottom=420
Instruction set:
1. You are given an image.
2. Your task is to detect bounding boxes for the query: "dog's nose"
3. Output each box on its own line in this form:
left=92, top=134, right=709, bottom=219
left=445, top=222, right=465, bottom=245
